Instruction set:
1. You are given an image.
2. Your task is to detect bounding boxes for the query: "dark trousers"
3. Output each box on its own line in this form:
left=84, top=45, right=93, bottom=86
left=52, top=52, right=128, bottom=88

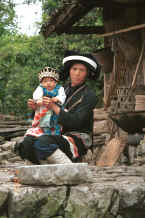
left=15, top=134, right=87, bottom=164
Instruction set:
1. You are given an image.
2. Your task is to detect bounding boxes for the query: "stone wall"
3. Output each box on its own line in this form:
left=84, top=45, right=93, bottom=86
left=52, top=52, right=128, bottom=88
left=0, top=164, right=145, bottom=218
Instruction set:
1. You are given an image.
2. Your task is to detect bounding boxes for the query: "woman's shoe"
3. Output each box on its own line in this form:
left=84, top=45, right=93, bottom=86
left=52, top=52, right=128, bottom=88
left=47, top=149, right=72, bottom=164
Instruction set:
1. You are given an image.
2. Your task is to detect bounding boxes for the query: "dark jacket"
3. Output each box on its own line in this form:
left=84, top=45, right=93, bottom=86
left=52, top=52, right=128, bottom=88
left=58, top=82, right=97, bottom=134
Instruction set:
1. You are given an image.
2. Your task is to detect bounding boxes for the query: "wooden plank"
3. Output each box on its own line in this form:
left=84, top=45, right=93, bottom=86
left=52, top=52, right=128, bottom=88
left=0, top=127, right=28, bottom=134
left=0, top=120, right=29, bottom=125
left=64, top=26, right=104, bottom=34
left=96, top=137, right=126, bottom=167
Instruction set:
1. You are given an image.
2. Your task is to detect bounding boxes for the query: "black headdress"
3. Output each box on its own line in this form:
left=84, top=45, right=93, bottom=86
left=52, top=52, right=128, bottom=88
left=61, top=50, right=101, bottom=80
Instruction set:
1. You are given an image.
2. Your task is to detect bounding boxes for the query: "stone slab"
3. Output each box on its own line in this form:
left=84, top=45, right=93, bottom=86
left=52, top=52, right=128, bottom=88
left=16, top=163, right=93, bottom=186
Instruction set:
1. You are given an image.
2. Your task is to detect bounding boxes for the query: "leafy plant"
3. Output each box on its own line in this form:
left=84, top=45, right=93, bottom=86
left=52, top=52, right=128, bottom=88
left=0, top=0, right=104, bottom=115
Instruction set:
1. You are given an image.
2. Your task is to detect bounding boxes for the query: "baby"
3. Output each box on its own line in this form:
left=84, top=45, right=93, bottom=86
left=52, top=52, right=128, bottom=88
left=26, top=66, right=66, bottom=137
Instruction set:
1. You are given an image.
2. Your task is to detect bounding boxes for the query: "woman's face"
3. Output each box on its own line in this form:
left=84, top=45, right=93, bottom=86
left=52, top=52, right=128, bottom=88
left=69, top=63, right=88, bottom=87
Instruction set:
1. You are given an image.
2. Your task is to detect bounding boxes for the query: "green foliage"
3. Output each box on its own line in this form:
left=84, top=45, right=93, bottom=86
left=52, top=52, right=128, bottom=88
left=0, top=0, right=16, bottom=36
left=0, top=33, right=63, bottom=115
left=0, top=0, right=104, bottom=116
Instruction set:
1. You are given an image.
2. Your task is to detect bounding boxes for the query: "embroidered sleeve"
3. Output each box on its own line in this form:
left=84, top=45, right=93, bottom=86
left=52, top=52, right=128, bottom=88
left=33, top=86, right=43, bottom=101
left=56, top=86, right=66, bottom=105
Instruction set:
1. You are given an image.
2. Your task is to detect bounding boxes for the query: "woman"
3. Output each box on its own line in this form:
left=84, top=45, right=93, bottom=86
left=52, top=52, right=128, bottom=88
left=16, top=50, right=100, bottom=164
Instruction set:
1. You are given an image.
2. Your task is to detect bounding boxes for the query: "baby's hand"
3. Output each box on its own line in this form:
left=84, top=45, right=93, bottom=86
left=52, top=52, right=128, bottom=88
left=43, top=97, right=52, bottom=107
left=36, top=99, right=43, bottom=106
left=52, top=97, right=59, bottom=103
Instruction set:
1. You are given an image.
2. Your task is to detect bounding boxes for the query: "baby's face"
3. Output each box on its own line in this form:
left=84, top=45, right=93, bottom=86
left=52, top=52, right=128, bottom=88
left=41, top=77, right=57, bottom=91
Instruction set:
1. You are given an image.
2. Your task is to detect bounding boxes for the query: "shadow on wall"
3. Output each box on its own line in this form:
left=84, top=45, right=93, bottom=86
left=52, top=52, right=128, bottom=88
left=119, top=208, right=145, bottom=218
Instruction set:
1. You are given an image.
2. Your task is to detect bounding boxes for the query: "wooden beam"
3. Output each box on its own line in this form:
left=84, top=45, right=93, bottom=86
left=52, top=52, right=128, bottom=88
left=112, top=1, right=145, bottom=8
left=62, top=0, right=104, bottom=7
left=62, top=0, right=144, bottom=8
left=41, top=0, right=145, bottom=38
left=41, top=3, right=96, bottom=38
left=60, top=26, right=104, bottom=34
left=96, top=23, right=145, bottom=38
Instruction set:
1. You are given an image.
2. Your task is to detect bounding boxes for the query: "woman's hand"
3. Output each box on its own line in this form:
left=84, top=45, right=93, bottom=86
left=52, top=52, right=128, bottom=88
left=27, top=99, right=36, bottom=110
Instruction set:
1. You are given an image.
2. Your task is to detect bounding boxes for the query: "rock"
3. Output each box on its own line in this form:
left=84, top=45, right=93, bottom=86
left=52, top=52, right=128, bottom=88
left=16, top=163, right=93, bottom=186
left=0, top=141, right=16, bottom=151
left=0, top=187, right=9, bottom=207
left=11, top=136, right=24, bottom=143
left=93, top=108, right=109, bottom=120
left=0, top=136, right=5, bottom=145
left=93, top=120, right=109, bottom=135
left=8, top=186, right=67, bottom=218
left=0, top=151, right=15, bottom=163
left=82, top=149, right=93, bottom=165
left=8, top=156, right=22, bottom=163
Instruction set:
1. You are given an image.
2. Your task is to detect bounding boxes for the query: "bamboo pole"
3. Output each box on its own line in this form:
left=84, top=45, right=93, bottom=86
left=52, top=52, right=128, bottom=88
left=131, top=42, right=145, bottom=88
left=96, top=23, right=145, bottom=38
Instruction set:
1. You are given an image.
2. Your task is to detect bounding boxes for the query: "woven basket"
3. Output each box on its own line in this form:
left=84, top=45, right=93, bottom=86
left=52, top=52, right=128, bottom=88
left=135, top=95, right=145, bottom=111
left=110, top=86, right=135, bottom=114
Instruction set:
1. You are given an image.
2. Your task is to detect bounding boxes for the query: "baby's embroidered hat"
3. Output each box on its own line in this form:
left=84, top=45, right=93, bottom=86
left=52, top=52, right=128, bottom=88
left=39, top=67, right=59, bottom=82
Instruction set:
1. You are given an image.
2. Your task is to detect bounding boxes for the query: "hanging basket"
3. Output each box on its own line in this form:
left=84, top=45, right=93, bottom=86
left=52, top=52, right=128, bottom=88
left=109, top=86, right=135, bottom=114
